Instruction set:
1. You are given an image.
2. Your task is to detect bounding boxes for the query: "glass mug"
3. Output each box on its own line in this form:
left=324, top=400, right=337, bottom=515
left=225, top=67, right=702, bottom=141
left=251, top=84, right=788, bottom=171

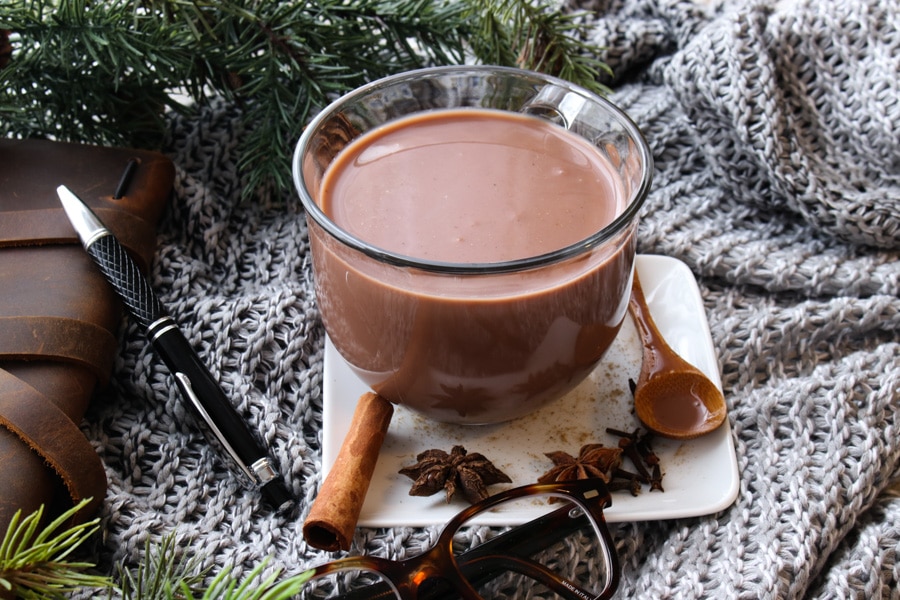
left=293, top=66, right=652, bottom=424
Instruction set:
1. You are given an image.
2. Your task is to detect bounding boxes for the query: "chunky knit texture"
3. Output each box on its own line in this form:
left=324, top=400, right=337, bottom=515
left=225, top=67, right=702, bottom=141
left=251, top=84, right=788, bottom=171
left=78, top=0, right=898, bottom=597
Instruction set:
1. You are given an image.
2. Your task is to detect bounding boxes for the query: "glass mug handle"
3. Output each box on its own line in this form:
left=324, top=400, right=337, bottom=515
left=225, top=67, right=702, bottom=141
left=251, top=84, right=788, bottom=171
left=520, top=84, right=589, bottom=130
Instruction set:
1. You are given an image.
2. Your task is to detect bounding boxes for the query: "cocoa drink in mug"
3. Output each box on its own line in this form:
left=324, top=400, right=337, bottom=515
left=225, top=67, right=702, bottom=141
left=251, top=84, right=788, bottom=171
left=294, top=66, right=652, bottom=424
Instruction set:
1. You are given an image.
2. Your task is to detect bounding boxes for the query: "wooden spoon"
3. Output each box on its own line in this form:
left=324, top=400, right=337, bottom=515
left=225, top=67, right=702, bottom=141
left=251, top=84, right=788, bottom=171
left=628, top=270, right=726, bottom=439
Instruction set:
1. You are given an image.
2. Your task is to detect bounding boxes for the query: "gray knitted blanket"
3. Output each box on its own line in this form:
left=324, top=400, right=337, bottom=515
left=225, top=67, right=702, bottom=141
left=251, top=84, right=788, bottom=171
left=81, top=0, right=899, bottom=597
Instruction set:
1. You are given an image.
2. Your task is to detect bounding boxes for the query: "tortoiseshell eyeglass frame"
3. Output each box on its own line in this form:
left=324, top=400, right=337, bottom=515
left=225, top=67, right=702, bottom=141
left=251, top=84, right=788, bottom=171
left=299, top=478, right=620, bottom=600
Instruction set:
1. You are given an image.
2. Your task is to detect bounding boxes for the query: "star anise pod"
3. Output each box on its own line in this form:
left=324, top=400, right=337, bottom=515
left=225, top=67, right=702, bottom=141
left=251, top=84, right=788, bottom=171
left=399, top=445, right=512, bottom=504
left=538, top=443, right=623, bottom=484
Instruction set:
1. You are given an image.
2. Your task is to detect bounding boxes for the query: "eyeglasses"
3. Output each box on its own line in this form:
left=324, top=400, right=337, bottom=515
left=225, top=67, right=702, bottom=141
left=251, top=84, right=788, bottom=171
left=297, top=478, right=620, bottom=599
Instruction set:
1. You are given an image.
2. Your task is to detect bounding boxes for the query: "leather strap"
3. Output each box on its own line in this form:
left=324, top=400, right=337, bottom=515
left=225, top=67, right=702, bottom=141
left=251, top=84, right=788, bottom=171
left=0, top=207, right=157, bottom=272
left=0, top=316, right=118, bottom=385
left=0, top=369, right=107, bottom=518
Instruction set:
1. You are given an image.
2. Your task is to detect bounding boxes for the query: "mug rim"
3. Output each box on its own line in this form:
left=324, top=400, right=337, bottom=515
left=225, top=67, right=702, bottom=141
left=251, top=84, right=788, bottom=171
left=292, top=65, right=653, bottom=275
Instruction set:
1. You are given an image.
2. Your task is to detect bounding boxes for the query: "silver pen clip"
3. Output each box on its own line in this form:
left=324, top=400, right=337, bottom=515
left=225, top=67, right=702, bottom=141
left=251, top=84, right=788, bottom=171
left=174, top=372, right=257, bottom=485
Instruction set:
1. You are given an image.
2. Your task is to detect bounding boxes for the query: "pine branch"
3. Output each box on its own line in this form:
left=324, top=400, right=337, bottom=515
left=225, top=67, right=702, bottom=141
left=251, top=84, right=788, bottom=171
left=114, top=534, right=209, bottom=600
left=1, top=0, right=191, bottom=147
left=178, top=559, right=310, bottom=600
left=464, top=0, right=613, bottom=95
left=114, top=534, right=312, bottom=600
left=0, top=500, right=314, bottom=599
left=0, top=499, right=112, bottom=599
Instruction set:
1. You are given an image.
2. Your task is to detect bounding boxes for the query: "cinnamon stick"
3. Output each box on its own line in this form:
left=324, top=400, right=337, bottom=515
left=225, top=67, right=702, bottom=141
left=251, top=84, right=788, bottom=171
left=303, top=391, right=394, bottom=551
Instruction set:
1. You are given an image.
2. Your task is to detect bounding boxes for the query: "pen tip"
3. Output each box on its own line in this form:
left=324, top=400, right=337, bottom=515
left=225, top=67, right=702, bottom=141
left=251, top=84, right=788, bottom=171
left=56, top=184, right=107, bottom=247
left=56, top=185, right=78, bottom=204
left=56, top=184, right=74, bottom=205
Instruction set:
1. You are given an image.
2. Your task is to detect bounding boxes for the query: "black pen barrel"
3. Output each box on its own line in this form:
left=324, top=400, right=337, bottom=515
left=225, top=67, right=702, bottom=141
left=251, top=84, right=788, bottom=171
left=148, top=315, right=293, bottom=510
left=149, top=314, right=293, bottom=510
left=150, top=322, right=264, bottom=466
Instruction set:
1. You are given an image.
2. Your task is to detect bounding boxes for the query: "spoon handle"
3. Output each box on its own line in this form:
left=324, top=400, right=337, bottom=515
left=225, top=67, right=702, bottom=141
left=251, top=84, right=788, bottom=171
left=628, top=270, right=672, bottom=360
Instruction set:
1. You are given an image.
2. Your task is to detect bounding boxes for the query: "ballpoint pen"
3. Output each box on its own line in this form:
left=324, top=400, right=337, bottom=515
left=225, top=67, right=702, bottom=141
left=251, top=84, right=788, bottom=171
left=57, top=184, right=293, bottom=511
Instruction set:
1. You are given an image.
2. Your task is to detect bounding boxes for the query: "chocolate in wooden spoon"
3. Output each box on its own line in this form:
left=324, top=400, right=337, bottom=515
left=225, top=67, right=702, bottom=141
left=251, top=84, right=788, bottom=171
left=628, top=271, right=726, bottom=439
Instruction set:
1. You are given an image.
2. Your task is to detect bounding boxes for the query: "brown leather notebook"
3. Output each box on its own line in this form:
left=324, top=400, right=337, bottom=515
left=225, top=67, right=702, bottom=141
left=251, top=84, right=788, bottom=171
left=0, top=138, right=174, bottom=529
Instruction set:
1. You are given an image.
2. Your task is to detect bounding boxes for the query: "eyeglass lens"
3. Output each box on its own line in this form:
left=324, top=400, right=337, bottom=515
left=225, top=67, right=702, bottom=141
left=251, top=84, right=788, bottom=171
left=298, top=492, right=613, bottom=600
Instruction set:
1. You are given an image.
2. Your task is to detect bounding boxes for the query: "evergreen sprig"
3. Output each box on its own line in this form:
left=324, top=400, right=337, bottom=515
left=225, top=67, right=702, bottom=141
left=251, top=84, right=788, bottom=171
left=0, top=500, right=315, bottom=599
left=113, top=533, right=209, bottom=600
left=114, top=534, right=312, bottom=600
left=465, top=0, right=612, bottom=96
left=0, top=499, right=112, bottom=599
left=1, top=0, right=610, bottom=199
left=174, top=560, right=310, bottom=600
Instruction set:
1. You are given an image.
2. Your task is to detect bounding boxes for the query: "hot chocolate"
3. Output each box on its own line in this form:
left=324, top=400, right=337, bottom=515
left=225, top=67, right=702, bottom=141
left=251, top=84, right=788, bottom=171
left=306, top=107, right=637, bottom=423
left=320, top=109, right=623, bottom=263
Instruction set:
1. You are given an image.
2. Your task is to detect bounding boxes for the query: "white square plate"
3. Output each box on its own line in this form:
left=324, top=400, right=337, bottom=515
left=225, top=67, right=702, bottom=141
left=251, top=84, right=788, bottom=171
left=321, top=254, right=739, bottom=526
